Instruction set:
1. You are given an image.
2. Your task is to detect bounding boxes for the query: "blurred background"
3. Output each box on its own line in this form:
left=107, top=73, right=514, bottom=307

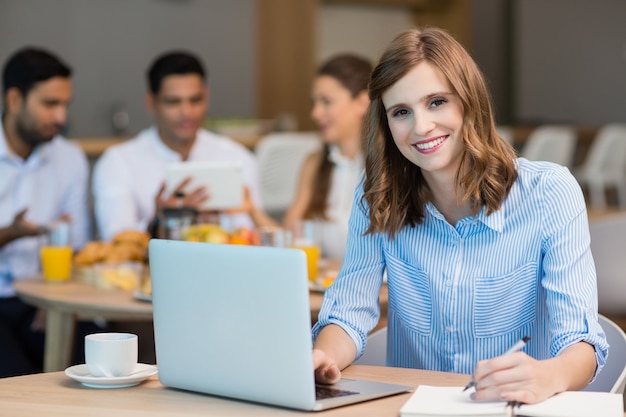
left=0, top=0, right=624, bottom=138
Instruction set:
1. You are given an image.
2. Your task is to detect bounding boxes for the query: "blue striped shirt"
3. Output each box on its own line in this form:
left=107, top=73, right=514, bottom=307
left=313, top=158, right=608, bottom=375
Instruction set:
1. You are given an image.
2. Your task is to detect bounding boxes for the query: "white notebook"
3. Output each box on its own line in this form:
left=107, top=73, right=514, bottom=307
left=400, top=385, right=623, bottom=417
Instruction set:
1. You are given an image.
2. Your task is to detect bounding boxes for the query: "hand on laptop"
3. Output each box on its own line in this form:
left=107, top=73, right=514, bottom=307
left=313, top=348, right=342, bottom=384
left=313, top=324, right=357, bottom=384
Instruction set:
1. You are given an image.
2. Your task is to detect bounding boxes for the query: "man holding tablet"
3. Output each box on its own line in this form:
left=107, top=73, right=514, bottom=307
left=93, top=51, right=274, bottom=241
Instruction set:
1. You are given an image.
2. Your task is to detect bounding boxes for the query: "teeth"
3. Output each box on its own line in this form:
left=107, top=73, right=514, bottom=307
left=414, top=136, right=445, bottom=150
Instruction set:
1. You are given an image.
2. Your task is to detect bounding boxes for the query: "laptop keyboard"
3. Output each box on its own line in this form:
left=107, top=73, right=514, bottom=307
left=315, top=385, right=359, bottom=400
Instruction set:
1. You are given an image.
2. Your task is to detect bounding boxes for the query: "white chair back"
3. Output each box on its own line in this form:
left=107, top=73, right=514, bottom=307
left=496, top=125, right=515, bottom=145
left=353, top=327, right=387, bottom=366
left=521, top=125, right=577, bottom=167
left=575, top=124, right=626, bottom=209
left=254, top=132, right=322, bottom=217
left=589, top=213, right=626, bottom=316
left=583, top=314, right=626, bottom=394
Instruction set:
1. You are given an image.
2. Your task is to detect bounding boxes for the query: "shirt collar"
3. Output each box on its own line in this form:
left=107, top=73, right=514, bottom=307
left=150, top=126, right=200, bottom=162
left=475, top=205, right=505, bottom=232
left=150, top=126, right=183, bottom=162
left=0, top=121, right=51, bottom=166
left=0, top=124, right=10, bottom=161
left=328, top=144, right=362, bottom=168
left=425, top=201, right=505, bottom=233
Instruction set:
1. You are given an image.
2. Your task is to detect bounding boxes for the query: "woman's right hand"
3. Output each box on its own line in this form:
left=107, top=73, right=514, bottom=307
left=313, top=348, right=342, bottom=384
left=312, top=324, right=357, bottom=384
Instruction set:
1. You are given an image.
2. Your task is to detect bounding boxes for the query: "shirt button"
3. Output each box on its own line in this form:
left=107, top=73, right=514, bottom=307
left=445, top=280, right=452, bottom=287
left=446, top=326, right=453, bottom=332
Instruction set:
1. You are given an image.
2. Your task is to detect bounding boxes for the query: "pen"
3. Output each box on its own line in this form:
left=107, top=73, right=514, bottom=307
left=463, top=335, right=531, bottom=392
left=506, top=400, right=523, bottom=417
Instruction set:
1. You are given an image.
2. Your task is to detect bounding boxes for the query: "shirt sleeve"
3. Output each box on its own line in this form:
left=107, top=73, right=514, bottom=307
left=92, top=149, right=145, bottom=241
left=539, top=165, right=608, bottom=373
left=62, top=145, right=91, bottom=250
left=312, top=182, right=386, bottom=357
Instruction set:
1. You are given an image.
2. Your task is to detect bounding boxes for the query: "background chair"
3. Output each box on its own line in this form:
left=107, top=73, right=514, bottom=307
left=589, top=213, right=626, bottom=317
left=521, top=125, right=577, bottom=167
left=353, top=326, right=387, bottom=366
left=574, top=124, right=626, bottom=210
left=582, top=314, right=626, bottom=394
left=496, top=125, right=515, bottom=145
left=254, top=132, right=322, bottom=219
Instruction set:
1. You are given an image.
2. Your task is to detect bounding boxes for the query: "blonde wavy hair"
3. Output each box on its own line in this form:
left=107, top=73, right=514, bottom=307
left=363, top=27, right=517, bottom=237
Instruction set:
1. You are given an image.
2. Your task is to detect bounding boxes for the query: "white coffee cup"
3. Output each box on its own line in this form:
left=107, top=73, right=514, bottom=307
left=85, top=333, right=138, bottom=377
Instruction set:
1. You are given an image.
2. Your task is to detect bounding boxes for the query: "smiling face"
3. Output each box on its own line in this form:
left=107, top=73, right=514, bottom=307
left=382, top=62, right=465, bottom=184
left=148, top=74, right=208, bottom=146
left=310, top=75, right=368, bottom=145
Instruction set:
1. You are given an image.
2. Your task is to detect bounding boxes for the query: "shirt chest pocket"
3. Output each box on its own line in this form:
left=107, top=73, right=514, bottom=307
left=386, top=256, right=432, bottom=336
left=474, top=262, right=538, bottom=338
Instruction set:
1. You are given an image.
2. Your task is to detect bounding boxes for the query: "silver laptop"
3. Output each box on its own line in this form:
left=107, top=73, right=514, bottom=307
left=149, top=239, right=410, bottom=411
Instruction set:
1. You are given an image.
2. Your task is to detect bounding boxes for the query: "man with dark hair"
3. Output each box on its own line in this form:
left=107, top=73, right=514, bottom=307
left=146, top=51, right=206, bottom=95
left=0, top=47, right=90, bottom=377
left=93, top=51, right=271, bottom=241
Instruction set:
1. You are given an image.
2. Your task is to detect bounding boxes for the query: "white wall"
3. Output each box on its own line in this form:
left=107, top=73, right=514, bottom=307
left=471, top=0, right=510, bottom=123
left=514, top=0, right=626, bottom=125
left=3, top=0, right=624, bottom=136
left=0, top=0, right=256, bottom=137
left=316, top=4, right=413, bottom=66
left=319, top=0, right=626, bottom=127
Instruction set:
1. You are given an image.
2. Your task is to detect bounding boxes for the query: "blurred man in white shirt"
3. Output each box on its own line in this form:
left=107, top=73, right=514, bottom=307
left=0, top=47, right=90, bottom=377
left=93, top=51, right=273, bottom=242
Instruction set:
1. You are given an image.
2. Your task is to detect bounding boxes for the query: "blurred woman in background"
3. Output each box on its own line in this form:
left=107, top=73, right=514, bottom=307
left=284, top=54, right=372, bottom=259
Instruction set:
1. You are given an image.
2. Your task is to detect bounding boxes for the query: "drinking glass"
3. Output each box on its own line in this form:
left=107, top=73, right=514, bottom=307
left=40, top=221, right=73, bottom=282
left=287, top=221, right=321, bottom=281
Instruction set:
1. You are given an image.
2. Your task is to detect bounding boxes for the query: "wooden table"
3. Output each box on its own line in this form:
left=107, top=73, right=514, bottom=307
left=0, top=365, right=468, bottom=416
left=587, top=208, right=626, bottom=222
left=13, top=278, right=389, bottom=373
left=14, top=279, right=153, bottom=373
left=70, top=133, right=262, bottom=159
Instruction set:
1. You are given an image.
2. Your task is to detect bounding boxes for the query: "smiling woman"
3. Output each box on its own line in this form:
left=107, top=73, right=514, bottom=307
left=364, top=28, right=517, bottom=233
left=311, top=27, right=607, bottom=408
left=382, top=63, right=465, bottom=203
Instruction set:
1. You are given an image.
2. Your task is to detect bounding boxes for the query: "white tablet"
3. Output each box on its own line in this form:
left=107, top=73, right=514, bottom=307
left=165, top=161, right=244, bottom=210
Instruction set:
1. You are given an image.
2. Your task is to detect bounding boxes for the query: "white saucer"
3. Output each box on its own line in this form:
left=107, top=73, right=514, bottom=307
left=133, top=290, right=152, bottom=303
left=64, top=363, right=158, bottom=389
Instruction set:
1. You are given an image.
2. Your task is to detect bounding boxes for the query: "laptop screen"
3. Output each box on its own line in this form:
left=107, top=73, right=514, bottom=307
left=149, top=240, right=318, bottom=410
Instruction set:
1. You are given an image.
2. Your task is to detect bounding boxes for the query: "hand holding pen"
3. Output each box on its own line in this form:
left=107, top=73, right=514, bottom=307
left=463, top=336, right=531, bottom=392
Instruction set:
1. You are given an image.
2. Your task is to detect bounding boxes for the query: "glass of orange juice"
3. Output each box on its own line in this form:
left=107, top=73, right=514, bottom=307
left=40, top=246, right=73, bottom=282
left=40, top=220, right=73, bottom=282
left=287, top=221, right=321, bottom=281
